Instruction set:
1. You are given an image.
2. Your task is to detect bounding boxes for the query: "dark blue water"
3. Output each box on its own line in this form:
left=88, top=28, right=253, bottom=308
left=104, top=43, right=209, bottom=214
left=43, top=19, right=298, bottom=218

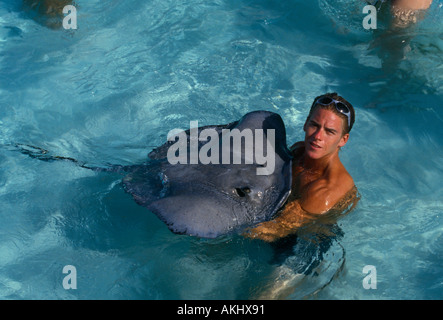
left=0, top=0, right=442, bottom=299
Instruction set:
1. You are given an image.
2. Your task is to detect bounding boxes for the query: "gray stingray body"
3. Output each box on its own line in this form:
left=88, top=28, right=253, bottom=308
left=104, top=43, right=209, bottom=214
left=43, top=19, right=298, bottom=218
left=122, top=111, right=293, bottom=238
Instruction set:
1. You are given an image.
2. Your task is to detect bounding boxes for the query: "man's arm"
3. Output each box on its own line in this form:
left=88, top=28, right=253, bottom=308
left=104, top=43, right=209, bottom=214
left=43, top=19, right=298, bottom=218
left=244, top=201, right=315, bottom=242
left=244, top=177, right=355, bottom=242
left=244, top=180, right=330, bottom=242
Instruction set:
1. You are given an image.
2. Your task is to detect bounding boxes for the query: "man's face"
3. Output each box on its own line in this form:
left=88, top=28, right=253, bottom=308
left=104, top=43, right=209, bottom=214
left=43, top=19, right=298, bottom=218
left=303, top=107, right=349, bottom=160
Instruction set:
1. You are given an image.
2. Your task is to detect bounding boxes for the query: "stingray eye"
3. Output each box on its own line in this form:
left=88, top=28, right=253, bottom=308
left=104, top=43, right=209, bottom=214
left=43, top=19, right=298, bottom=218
left=235, top=187, right=251, bottom=197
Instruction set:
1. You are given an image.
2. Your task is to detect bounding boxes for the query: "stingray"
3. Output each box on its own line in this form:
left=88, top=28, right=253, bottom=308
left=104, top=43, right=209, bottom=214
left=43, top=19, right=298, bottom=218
left=12, top=111, right=293, bottom=238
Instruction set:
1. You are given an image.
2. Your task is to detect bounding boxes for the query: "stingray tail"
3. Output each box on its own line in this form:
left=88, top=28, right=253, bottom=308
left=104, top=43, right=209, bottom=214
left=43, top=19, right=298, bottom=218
left=9, top=143, right=130, bottom=173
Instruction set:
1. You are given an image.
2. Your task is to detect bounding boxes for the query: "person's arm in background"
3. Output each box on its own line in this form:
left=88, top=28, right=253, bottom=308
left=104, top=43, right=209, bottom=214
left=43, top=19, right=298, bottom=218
left=390, top=0, right=433, bottom=28
left=391, top=0, right=432, bottom=10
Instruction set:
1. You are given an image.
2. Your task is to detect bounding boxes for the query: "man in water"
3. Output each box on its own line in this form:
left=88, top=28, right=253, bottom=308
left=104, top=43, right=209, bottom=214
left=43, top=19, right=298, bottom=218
left=246, top=93, right=359, bottom=242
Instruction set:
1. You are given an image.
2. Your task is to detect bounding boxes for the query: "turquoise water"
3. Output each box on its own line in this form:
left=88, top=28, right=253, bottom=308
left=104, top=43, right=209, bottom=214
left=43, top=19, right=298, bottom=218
left=0, top=0, right=442, bottom=299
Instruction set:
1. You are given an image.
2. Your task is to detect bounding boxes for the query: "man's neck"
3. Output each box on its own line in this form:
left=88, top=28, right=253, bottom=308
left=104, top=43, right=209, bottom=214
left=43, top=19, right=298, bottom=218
left=301, top=150, right=339, bottom=175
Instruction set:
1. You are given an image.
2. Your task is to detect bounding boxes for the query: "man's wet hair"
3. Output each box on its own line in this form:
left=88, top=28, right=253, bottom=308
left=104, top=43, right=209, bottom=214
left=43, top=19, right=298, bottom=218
left=307, top=93, right=355, bottom=134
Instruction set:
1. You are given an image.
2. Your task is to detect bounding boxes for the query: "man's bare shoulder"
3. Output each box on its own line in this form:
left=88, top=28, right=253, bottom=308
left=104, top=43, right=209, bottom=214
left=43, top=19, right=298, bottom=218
left=300, top=170, right=354, bottom=214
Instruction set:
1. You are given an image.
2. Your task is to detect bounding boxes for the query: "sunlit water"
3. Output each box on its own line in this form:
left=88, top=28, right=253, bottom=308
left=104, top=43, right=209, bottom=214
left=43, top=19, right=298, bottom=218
left=0, top=0, right=442, bottom=299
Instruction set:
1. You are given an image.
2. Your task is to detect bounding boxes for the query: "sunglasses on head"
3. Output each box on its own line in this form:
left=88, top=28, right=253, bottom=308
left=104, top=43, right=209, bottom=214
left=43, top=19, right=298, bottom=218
left=315, top=97, right=351, bottom=129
